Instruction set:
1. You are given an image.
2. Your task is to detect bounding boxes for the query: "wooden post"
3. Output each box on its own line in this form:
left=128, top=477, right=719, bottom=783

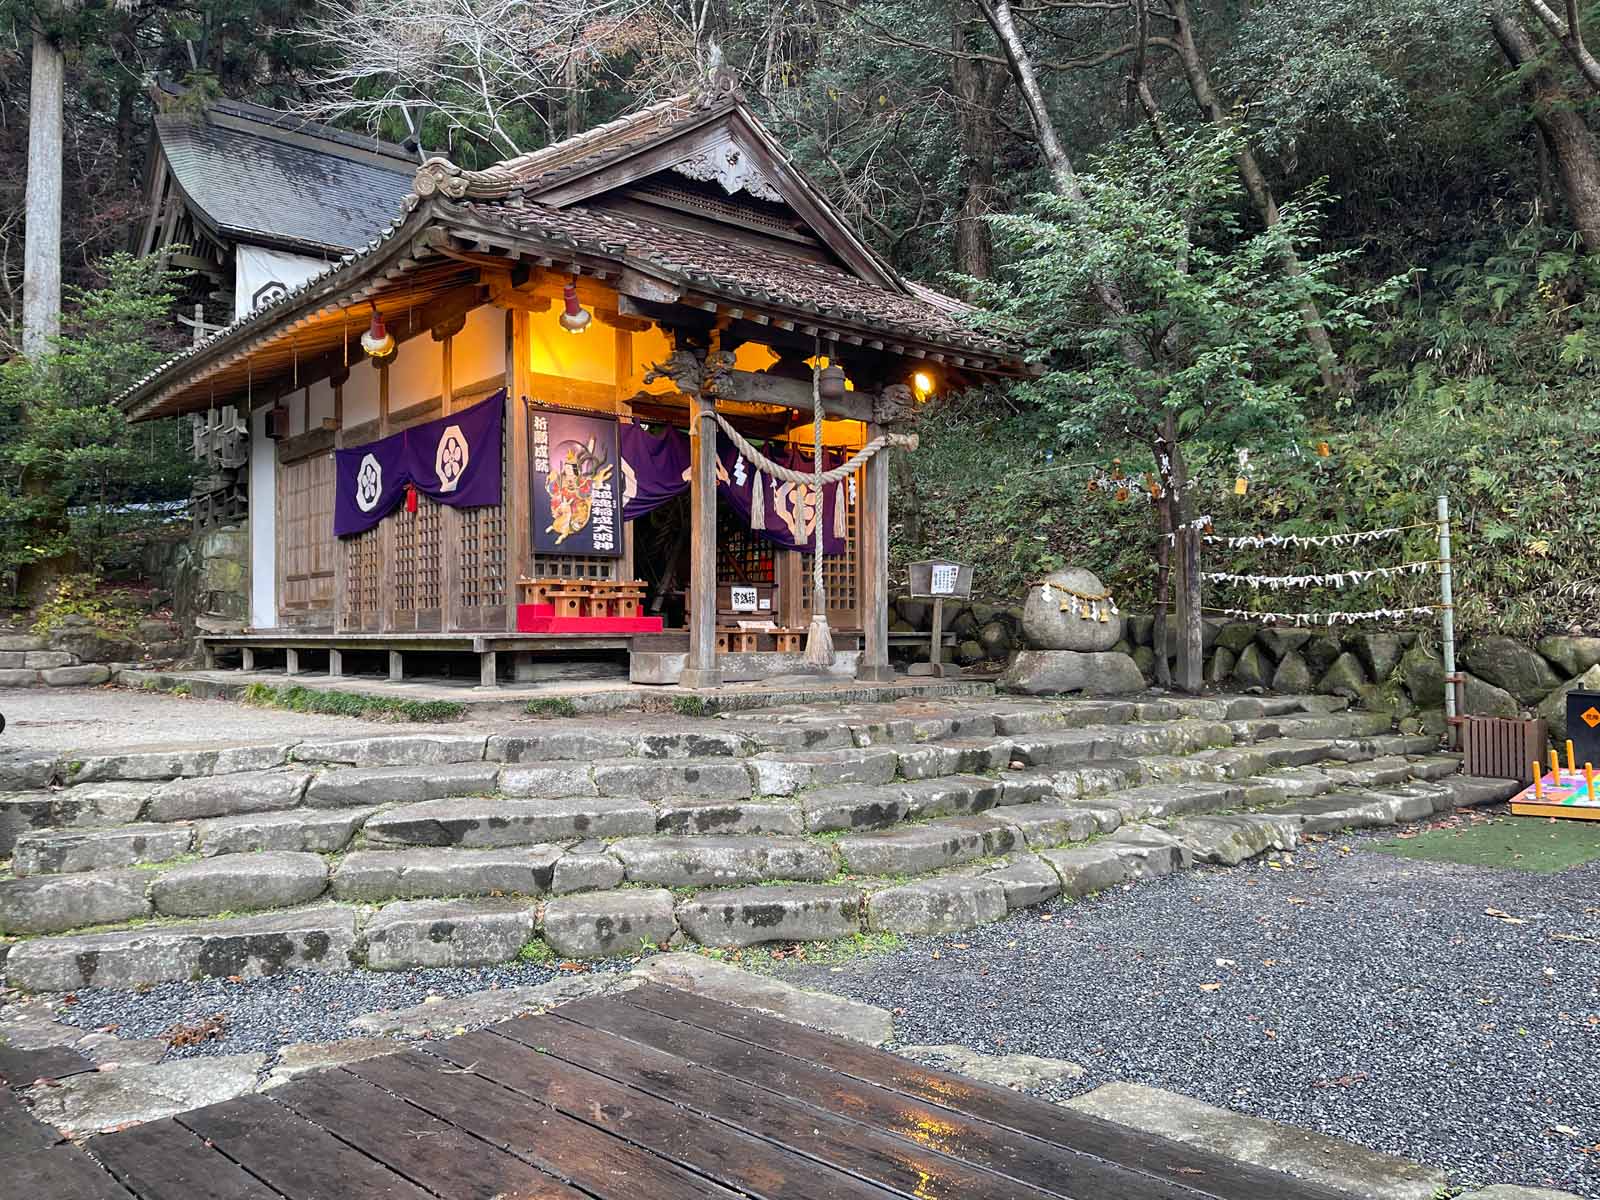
left=240, top=646, right=256, bottom=672
left=679, top=389, right=722, bottom=689
left=929, top=597, right=946, bottom=672
left=856, top=422, right=893, bottom=682
left=328, top=648, right=344, bottom=678
left=388, top=649, right=403, bottom=681
left=440, top=322, right=460, bottom=634
left=505, top=310, right=532, bottom=632
left=284, top=647, right=301, bottom=677
left=478, top=650, right=498, bottom=689
left=377, top=363, right=395, bottom=633
left=1174, top=526, right=1203, bottom=692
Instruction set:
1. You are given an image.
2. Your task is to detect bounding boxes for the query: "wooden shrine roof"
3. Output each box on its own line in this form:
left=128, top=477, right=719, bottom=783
left=120, top=83, right=1028, bottom=421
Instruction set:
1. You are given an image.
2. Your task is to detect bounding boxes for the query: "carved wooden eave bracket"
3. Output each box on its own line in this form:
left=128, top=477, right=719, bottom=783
left=409, top=156, right=523, bottom=206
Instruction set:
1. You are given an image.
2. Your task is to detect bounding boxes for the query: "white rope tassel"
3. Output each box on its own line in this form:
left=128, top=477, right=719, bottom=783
left=749, top=467, right=765, bottom=530
left=804, top=351, right=834, bottom=667
left=832, top=479, right=847, bottom=539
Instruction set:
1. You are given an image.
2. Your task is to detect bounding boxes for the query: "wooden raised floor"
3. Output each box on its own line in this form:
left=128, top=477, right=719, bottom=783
left=13, top=986, right=1352, bottom=1200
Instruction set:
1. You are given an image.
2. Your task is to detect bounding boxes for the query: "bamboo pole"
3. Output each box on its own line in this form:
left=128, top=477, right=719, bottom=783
left=1438, top=494, right=1459, bottom=749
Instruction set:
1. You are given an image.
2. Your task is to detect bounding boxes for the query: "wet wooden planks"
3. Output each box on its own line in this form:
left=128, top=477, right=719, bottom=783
left=0, top=986, right=1358, bottom=1200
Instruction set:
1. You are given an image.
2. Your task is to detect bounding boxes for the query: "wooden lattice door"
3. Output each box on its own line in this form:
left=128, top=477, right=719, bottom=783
left=277, top=452, right=336, bottom=627
left=799, top=471, right=860, bottom=629
left=390, top=496, right=445, bottom=632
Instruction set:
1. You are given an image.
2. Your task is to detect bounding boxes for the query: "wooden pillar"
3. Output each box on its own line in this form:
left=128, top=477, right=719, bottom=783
left=505, top=310, right=532, bottom=631
left=328, top=648, right=344, bottom=678
left=439, top=320, right=460, bottom=634
left=856, top=421, right=894, bottom=682
left=388, top=649, right=403, bottom=681
left=284, top=647, right=302, bottom=677
left=240, top=646, right=256, bottom=672
left=377, top=363, right=395, bottom=633
left=680, top=389, right=722, bottom=689
left=478, top=650, right=498, bottom=689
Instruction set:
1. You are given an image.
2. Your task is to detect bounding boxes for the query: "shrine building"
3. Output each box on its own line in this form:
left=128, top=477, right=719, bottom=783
left=119, top=82, right=1026, bottom=689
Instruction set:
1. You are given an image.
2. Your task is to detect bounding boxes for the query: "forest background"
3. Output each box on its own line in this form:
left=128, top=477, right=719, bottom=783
left=0, top=0, right=1594, bottom=640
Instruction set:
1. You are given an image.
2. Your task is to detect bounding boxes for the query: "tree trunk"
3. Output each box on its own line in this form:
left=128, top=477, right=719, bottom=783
left=1166, top=0, right=1345, bottom=395
left=23, top=30, right=65, bottom=359
left=1524, top=0, right=1600, bottom=92
left=1491, top=7, right=1600, bottom=251
left=1152, top=460, right=1173, bottom=689
left=951, top=6, right=997, bottom=284
left=1168, top=438, right=1203, bottom=693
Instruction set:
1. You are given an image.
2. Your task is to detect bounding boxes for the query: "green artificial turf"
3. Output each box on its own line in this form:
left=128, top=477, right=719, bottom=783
left=1371, top=815, right=1600, bottom=874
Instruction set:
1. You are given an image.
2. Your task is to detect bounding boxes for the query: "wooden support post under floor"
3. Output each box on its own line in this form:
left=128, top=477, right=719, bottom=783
left=284, top=648, right=301, bottom=677
left=478, top=650, right=498, bottom=689
left=328, top=648, right=344, bottom=679
left=240, top=647, right=255, bottom=672
left=679, top=389, right=722, bottom=689
left=388, top=650, right=403, bottom=681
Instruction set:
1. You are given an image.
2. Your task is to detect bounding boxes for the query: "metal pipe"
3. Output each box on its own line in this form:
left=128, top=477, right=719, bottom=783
left=1438, top=493, right=1459, bottom=749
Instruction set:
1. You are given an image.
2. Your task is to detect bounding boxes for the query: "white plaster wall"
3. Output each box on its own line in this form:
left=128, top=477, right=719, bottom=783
left=307, top=378, right=336, bottom=431
left=454, top=305, right=507, bottom=393
left=386, top=328, right=443, bottom=412
left=249, top=404, right=277, bottom=629
left=342, top=359, right=381, bottom=428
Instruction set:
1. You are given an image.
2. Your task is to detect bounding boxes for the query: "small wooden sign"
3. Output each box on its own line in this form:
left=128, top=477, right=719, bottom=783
left=908, top=559, right=973, bottom=600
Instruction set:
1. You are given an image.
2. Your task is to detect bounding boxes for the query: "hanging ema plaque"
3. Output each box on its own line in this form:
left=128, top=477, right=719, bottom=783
left=529, top=403, right=622, bottom=557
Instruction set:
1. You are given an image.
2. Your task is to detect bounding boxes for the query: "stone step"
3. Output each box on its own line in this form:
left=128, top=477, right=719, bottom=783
left=1169, top=814, right=1298, bottom=866
left=990, top=804, right=1108, bottom=848
left=748, top=747, right=899, bottom=795
left=148, top=852, right=329, bottom=917
left=0, top=785, right=146, bottom=855
left=542, top=888, right=676, bottom=957
left=330, top=847, right=563, bottom=902
left=291, top=733, right=490, bottom=767
left=674, top=883, right=864, bottom=947
left=364, top=898, right=534, bottom=970
left=609, top=835, right=837, bottom=887
left=655, top=799, right=804, bottom=836
left=836, top=815, right=1018, bottom=876
left=196, top=807, right=381, bottom=856
left=4, top=905, right=360, bottom=991
left=305, top=763, right=500, bottom=808
left=363, top=796, right=654, bottom=848
left=866, top=875, right=1007, bottom=935
left=1, top=869, right=152, bottom=935
left=13, top=822, right=195, bottom=876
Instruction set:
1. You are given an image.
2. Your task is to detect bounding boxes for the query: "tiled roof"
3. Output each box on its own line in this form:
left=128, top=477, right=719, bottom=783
left=158, top=115, right=416, bottom=252
left=493, top=93, right=722, bottom=194
left=455, top=198, right=1008, bottom=355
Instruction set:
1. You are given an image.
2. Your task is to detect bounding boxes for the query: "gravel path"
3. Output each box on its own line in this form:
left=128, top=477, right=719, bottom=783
left=45, top=959, right=634, bottom=1060
left=779, top=820, right=1600, bottom=1198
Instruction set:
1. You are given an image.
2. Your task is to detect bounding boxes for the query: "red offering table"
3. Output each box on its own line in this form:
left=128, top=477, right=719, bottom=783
left=515, top=603, right=663, bottom=634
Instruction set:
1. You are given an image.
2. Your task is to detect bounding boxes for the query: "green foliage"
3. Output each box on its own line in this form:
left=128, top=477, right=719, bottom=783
left=517, top=939, right=556, bottom=964
left=973, top=128, right=1382, bottom=467
left=239, top=682, right=465, bottom=723
left=670, top=695, right=709, bottom=718
left=30, top=574, right=140, bottom=637
left=525, top=697, right=579, bottom=719
left=0, top=253, right=194, bottom=596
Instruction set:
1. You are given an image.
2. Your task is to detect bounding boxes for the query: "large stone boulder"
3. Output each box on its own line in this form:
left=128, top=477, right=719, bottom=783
left=1345, top=633, right=1403, bottom=683
left=1318, top=652, right=1368, bottom=698
left=1258, top=628, right=1312, bottom=659
left=1399, top=644, right=1444, bottom=705
left=1536, top=663, right=1600, bottom=744
left=1229, top=643, right=1272, bottom=689
left=1460, top=636, right=1561, bottom=703
left=998, top=650, right=1144, bottom=696
left=1303, top=635, right=1343, bottom=675
left=1536, top=635, right=1600, bottom=678
left=1021, top=568, right=1123, bottom=652
left=1214, top=622, right=1258, bottom=654
left=1270, top=650, right=1314, bottom=693
left=1461, top=672, right=1517, bottom=718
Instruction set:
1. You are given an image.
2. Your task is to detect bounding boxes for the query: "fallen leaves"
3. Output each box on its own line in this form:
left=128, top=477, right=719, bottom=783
left=1484, top=907, right=1527, bottom=925
left=165, top=1014, right=227, bottom=1048
left=1198, top=982, right=1222, bottom=993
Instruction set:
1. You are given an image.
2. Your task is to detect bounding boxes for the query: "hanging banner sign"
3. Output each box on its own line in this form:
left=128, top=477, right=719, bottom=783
left=619, top=422, right=691, bottom=521
left=716, top=439, right=848, bottom=555
left=530, top=404, right=622, bottom=557
left=334, top=391, right=504, bottom=537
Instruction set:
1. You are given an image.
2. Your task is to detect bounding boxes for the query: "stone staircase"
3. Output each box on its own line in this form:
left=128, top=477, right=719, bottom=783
left=0, top=693, right=1519, bottom=992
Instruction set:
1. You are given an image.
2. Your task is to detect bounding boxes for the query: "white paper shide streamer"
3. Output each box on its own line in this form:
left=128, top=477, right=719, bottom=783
left=1203, top=561, right=1433, bottom=590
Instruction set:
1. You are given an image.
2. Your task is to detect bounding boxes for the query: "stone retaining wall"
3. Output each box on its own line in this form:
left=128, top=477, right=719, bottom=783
left=0, top=617, right=185, bottom=689
left=889, top=595, right=1025, bottom=665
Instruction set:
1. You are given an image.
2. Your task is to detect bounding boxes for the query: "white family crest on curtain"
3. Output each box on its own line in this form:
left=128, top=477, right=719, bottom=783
left=435, top=424, right=469, bottom=493
left=355, top=453, right=384, bottom=513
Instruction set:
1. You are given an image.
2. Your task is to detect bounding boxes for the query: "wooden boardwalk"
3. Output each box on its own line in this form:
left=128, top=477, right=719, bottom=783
left=3, top=983, right=1354, bottom=1199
